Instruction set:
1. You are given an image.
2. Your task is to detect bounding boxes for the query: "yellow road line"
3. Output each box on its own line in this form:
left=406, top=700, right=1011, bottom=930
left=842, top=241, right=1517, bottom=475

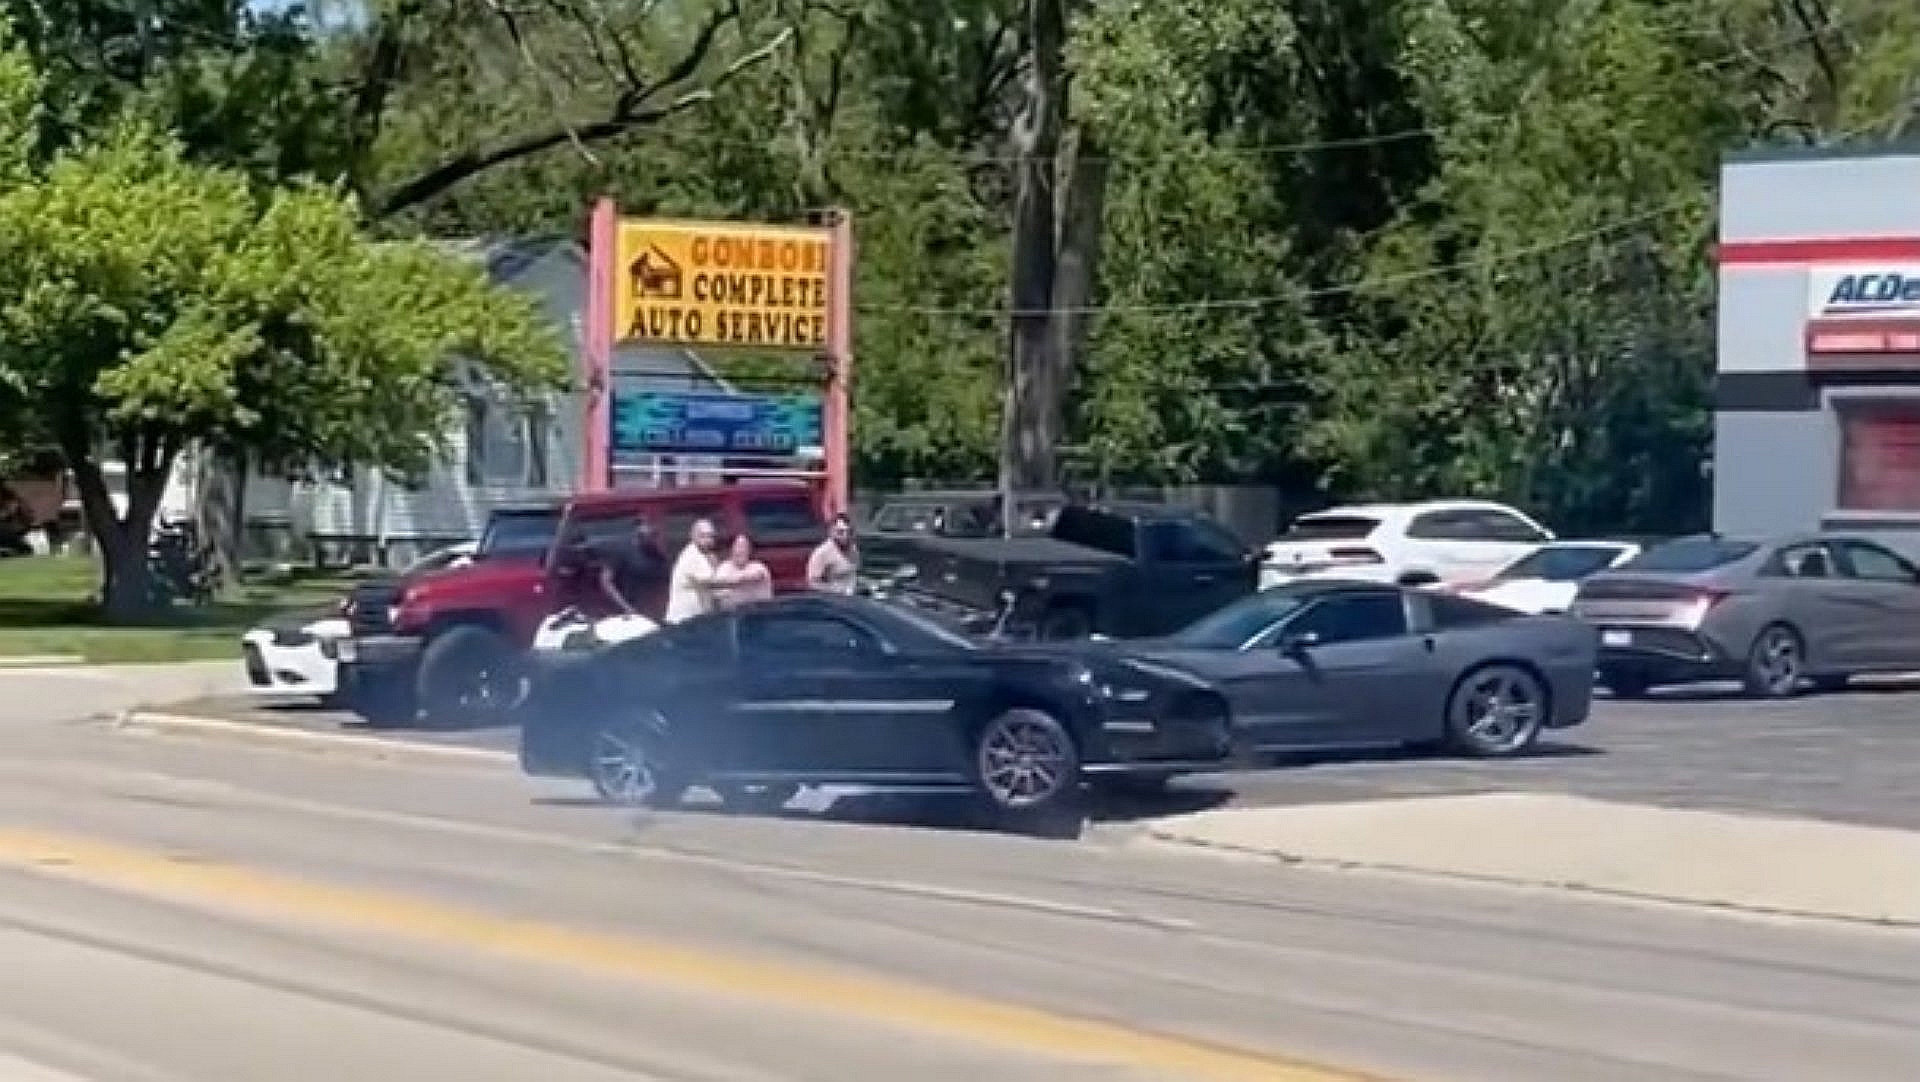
left=0, top=826, right=1392, bottom=1082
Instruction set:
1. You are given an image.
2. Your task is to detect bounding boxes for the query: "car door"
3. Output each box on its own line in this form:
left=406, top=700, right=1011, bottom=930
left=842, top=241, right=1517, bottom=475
left=1760, top=541, right=1874, bottom=670
left=1831, top=540, right=1920, bottom=669
left=731, top=605, right=957, bottom=778
left=1229, top=589, right=1437, bottom=750
left=1140, top=519, right=1253, bottom=632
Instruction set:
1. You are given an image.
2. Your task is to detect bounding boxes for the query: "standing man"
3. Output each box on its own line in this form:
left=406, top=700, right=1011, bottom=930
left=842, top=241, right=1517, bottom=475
left=807, top=512, right=860, bottom=595
left=664, top=518, right=722, bottom=623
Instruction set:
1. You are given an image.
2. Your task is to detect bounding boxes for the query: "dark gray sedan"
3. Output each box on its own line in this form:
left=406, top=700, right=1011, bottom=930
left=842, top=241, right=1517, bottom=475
left=1080, top=580, right=1597, bottom=759
left=1572, top=533, right=1920, bottom=698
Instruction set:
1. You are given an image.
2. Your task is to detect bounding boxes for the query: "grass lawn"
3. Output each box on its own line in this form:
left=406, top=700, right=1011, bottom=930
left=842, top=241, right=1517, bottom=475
left=0, top=555, right=366, bottom=663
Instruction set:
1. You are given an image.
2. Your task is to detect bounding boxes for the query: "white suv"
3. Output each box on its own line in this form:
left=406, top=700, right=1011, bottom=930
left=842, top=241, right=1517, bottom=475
left=1260, top=500, right=1553, bottom=590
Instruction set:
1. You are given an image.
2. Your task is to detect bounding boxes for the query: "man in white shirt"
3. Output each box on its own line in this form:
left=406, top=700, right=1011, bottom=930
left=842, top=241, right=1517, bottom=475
left=664, top=518, right=722, bottom=623
left=806, top=512, right=859, bottom=595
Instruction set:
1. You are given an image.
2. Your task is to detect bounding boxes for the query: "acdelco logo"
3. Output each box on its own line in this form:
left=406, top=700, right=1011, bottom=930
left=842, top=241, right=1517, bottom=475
left=1822, top=272, right=1920, bottom=315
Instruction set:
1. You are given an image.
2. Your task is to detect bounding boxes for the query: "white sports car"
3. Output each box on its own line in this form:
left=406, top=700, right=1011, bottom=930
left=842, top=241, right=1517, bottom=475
left=241, top=543, right=477, bottom=703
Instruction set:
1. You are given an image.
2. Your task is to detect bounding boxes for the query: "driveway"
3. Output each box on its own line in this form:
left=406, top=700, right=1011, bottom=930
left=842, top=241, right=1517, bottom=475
left=1216, top=680, right=1920, bottom=831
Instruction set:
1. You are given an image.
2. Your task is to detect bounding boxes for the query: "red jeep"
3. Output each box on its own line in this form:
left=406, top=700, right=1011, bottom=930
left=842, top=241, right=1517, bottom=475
left=342, top=483, right=825, bottom=727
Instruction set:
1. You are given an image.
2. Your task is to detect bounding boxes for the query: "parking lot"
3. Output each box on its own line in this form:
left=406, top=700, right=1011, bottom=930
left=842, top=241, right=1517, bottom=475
left=172, top=678, right=1920, bottom=832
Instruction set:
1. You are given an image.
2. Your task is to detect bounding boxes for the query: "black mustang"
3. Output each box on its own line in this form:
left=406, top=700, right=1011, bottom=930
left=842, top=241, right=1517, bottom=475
left=516, top=594, right=1236, bottom=831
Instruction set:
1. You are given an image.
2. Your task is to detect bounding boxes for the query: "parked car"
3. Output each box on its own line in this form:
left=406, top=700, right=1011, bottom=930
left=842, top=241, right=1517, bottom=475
left=862, top=489, right=1066, bottom=582
left=241, top=541, right=478, bottom=704
left=1091, top=579, right=1595, bottom=759
left=894, top=501, right=1261, bottom=640
left=1260, top=500, right=1553, bottom=590
left=342, top=483, right=827, bottom=728
left=1449, top=539, right=1645, bottom=614
left=515, top=593, right=1236, bottom=834
left=1572, top=532, right=1920, bottom=699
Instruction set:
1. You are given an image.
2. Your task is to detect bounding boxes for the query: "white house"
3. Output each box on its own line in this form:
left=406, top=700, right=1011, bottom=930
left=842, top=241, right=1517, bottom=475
left=241, top=236, right=735, bottom=568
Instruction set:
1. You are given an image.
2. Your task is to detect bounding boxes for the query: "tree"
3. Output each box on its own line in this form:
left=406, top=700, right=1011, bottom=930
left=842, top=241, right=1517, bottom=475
left=0, top=43, right=565, bottom=618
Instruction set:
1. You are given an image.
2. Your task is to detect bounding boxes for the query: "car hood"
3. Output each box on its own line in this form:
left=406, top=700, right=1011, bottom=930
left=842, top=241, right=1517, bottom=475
left=991, top=638, right=1223, bottom=689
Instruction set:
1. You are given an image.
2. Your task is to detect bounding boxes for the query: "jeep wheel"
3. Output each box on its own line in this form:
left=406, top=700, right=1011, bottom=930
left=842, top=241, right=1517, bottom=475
left=416, top=625, right=524, bottom=729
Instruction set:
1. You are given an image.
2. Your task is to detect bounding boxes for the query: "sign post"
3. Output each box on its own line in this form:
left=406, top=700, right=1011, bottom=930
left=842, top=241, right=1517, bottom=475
left=582, top=204, right=851, bottom=513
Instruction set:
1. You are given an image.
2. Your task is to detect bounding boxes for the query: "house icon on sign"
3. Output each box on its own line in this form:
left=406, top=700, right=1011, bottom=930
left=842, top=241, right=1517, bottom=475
left=629, top=244, right=683, bottom=300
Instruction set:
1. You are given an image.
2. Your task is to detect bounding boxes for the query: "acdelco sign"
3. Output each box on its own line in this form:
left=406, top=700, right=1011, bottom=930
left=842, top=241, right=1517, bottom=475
left=1807, top=266, right=1920, bottom=319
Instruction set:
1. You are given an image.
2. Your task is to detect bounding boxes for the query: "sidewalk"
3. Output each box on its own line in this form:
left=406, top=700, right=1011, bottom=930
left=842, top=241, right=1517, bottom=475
left=1144, top=792, right=1920, bottom=926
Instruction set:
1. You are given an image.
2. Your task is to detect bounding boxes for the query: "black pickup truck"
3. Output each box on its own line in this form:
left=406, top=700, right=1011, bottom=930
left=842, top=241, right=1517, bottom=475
left=861, top=489, right=1066, bottom=583
left=893, top=502, right=1260, bottom=639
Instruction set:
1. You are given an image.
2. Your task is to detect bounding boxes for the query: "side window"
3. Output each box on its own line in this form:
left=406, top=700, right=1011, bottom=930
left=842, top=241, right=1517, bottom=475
left=658, top=503, right=726, bottom=549
left=1471, top=510, right=1548, bottom=543
left=1768, top=542, right=1834, bottom=578
left=1174, top=520, right=1246, bottom=562
left=742, top=495, right=825, bottom=546
left=1406, top=510, right=1479, bottom=541
left=738, top=612, right=882, bottom=657
left=1840, top=540, right=1919, bottom=583
left=1285, top=592, right=1409, bottom=645
left=1424, top=592, right=1514, bottom=629
left=571, top=512, right=641, bottom=550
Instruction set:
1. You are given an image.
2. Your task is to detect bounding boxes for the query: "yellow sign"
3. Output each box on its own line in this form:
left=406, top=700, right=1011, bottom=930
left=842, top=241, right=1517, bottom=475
left=614, top=218, right=833, bottom=350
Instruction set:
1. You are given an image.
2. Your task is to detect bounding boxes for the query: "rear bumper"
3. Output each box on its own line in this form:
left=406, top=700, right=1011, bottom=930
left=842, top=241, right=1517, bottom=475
left=1592, top=623, right=1739, bottom=681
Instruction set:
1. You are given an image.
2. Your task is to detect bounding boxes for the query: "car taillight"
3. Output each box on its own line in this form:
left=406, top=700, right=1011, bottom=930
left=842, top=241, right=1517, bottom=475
left=1675, top=589, right=1728, bottom=626
left=1328, top=547, right=1384, bottom=564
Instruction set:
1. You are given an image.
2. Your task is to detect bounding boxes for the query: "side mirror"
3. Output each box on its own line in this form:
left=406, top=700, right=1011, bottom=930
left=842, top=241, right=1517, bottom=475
left=1276, top=630, right=1321, bottom=656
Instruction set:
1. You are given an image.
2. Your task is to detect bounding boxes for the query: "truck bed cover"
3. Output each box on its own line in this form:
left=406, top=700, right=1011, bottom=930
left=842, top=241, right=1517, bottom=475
left=904, top=535, right=1126, bottom=564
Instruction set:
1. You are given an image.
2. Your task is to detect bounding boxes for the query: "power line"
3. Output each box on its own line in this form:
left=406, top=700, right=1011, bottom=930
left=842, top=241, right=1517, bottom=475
left=857, top=197, right=1702, bottom=318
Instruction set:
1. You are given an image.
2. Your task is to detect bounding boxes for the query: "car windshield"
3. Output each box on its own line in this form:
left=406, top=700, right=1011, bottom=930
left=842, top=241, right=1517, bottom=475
left=1620, top=536, right=1759, bottom=573
left=1281, top=515, right=1377, bottom=541
left=479, top=510, right=560, bottom=557
left=1495, top=544, right=1625, bottom=582
left=1169, top=592, right=1309, bottom=649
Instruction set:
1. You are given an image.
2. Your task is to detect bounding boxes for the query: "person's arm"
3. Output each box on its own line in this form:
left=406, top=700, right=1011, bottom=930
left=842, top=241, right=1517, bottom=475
left=805, top=544, right=830, bottom=589
left=597, top=563, right=635, bottom=614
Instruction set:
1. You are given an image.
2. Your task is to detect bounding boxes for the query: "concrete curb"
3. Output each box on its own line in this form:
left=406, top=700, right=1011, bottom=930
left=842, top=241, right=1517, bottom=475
left=0, top=654, right=86, bottom=668
left=1142, top=825, right=1920, bottom=931
left=115, top=711, right=516, bottom=769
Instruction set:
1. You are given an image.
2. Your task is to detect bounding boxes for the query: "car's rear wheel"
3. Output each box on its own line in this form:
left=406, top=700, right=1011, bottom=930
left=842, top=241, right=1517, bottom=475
left=589, top=712, right=685, bottom=809
left=972, top=708, right=1083, bottom=837
left=1444, top=664, right=1547, bottom=758
left=715, top=782, right=801, bottom=815
left=1743, top=623, right=1805, bottom=699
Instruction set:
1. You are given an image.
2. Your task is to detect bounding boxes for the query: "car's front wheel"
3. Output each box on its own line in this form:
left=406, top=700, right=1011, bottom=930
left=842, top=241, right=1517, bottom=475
left=1445, top=664, right=1547, bottom=758
left=589, top=713, right=685, bottom=809
left=971, top=708, right=1083, bottom=836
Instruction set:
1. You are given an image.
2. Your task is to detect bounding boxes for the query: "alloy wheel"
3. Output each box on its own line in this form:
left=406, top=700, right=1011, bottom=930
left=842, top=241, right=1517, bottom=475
left=1753, top=627, right=1802, bottom=696
left=978, top=713, right=1072, bottom=808
left=591, top=721, right=661, bottom=806
left=1454, top=667, right=1543, bottom=755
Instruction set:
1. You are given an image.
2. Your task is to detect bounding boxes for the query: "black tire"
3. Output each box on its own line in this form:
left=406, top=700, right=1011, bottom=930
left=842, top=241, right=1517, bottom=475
left=1808, top=672, right=1851, bottom=694
left=1599, top=668, right=1653, bottom=700
left=715, top=782, right=801, bottom=815
left=1444, top=663, right=1547, bottom=758
left=971, top=707, right=1083, bottom=837
left=589, top=713, right=686, bottom=808
left=1742, top=623, right=1805, bottom=699
left=416, top=624, right=524, bottom=729
left=1036, top=604, right=1093, bottom=641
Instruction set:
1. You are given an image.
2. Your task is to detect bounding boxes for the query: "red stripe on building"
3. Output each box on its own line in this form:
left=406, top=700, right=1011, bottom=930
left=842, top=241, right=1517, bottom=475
left=1720, top=237, right=1920, bottom=265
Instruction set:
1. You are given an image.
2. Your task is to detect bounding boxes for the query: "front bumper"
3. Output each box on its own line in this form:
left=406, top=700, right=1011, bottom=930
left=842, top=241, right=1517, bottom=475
left=240, top=631, right=339, bottom=696
left=1084, top=691, right=1237, bottom=772
left=338, top=633, right=423, bottom=676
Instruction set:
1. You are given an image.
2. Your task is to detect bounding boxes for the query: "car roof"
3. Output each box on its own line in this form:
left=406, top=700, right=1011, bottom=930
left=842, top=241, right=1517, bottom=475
left=566, top=482, right=814, bottom=515
left=1295, top=499, right=1527, bottom=524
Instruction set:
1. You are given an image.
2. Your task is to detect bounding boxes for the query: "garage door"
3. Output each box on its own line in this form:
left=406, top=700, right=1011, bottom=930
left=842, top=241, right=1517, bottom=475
left=1839, top=405, right=1920, bottom=510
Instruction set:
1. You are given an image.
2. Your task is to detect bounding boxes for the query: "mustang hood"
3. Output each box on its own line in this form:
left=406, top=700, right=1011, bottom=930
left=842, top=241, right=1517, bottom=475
left=991, top=638, right=1222, bottom=690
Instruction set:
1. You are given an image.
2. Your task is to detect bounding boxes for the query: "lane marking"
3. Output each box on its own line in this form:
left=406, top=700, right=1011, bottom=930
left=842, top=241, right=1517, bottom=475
left=0, top=826, right=1387, bottom=1082
left=114, top=712, right=513, bottom=766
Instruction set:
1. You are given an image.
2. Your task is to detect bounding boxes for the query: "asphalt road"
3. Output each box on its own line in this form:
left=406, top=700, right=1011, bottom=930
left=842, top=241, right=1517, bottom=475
left=186, top=675, right=1920, bottom=830
left=0, top=707, right=1916, bottom=1081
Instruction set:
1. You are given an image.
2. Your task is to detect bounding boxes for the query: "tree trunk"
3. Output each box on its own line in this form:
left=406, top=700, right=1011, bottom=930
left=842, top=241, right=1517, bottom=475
left=999, top=0, right=1070, bottom=535
left=61, top=438, right=176, bottom=623
left=192, top=446, right=246, bottom=587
